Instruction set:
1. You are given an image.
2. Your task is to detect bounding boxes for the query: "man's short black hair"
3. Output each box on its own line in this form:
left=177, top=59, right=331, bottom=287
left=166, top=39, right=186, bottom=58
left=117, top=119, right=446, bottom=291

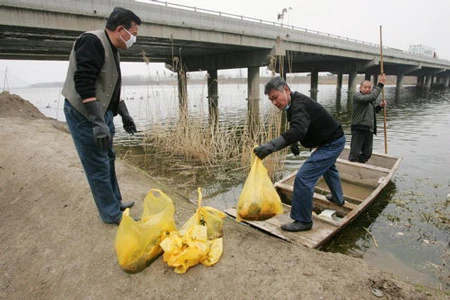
left=106, top=7, right=141, bottom=30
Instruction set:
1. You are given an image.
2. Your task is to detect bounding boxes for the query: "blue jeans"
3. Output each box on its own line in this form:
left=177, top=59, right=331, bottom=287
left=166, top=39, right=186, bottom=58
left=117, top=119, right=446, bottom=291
left=290, top=135, right=346, bottom=223
left=64, top=100, right=122, bottom=224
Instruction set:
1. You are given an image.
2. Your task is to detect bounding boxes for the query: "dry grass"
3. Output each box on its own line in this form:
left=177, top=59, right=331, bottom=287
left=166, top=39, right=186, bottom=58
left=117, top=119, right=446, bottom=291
left=142, top=102, right=287, bottom=180
left=139, top=52, right=288, bottom=180
left=144, top=118, right=245, bottom=166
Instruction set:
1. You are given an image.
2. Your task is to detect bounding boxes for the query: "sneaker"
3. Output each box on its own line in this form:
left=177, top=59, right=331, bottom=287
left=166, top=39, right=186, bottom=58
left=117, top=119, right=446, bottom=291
left=281, top=221, right=313, bottom=232
left=325, top=194, right=345, bottom=206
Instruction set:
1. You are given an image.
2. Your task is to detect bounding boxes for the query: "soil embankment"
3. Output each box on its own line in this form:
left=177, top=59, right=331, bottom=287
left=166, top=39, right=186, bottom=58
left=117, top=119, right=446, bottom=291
left=0, top=91, right=445, bottom=299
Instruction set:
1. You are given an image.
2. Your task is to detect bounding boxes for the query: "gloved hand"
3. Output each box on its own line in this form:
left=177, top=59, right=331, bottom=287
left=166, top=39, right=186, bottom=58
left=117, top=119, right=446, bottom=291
left=118, top=100, right=137, bottom=135
left=254, top=136, right=287, bottom=160
left=83, top=100, right=110, bottom=151
left=290, top=143, right=300, bottom=156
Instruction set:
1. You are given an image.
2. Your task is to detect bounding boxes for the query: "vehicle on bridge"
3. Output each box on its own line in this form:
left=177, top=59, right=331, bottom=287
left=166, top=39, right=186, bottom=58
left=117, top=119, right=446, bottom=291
left=408, top=44, right=435, bottom=58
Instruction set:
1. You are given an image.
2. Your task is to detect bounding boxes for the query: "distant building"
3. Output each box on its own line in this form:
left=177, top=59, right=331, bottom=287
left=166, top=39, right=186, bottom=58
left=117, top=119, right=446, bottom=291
left=408, top=44, right=435, bottom=57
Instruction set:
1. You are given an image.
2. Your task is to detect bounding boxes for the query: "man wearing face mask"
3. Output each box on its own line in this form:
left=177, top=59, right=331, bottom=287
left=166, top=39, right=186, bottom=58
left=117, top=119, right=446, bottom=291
left=254, top=77, right=345, bottom=232
left=62, top=7, right=141, bottom=224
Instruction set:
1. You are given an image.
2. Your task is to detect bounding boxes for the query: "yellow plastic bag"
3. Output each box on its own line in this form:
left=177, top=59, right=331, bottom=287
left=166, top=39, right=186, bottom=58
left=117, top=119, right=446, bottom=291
left=237, top=152, right=284, bottom=221
left=160, top=187, right=226, bottom=274
left=115, top=189, right=177, bottom=273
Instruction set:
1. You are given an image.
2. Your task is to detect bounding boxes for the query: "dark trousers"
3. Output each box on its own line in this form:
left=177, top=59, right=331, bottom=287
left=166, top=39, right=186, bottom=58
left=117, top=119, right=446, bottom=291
left=64, top=100, right=122, bottom=224
left=348, top=129, right=373, bottom=163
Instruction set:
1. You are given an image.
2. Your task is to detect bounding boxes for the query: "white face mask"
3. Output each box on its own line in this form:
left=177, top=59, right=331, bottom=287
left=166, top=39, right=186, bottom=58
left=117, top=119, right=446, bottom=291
left=120, top=28, right=136, bottom=49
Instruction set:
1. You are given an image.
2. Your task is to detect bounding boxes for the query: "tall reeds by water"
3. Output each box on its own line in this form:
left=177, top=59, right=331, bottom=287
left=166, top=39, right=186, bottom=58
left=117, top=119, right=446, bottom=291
left=140, top=72, right=287, bottom=181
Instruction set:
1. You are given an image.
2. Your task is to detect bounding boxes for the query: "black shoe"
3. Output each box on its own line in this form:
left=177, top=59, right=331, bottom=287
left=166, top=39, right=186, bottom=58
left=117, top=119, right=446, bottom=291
left=281, top=221, right=313, bottom=232
left=119, top=201, right=135, bottom=211
left=325, top=194, right=345, bottom=206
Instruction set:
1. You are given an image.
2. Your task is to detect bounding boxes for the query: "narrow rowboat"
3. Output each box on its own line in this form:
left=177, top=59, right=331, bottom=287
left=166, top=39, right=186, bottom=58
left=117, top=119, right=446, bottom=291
left=225, top=147, right=402, bottom=249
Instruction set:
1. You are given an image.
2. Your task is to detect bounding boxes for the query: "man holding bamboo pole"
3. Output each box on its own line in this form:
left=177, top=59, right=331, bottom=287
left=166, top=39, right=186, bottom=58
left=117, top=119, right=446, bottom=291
left=348, top=73, right=386, bottom=163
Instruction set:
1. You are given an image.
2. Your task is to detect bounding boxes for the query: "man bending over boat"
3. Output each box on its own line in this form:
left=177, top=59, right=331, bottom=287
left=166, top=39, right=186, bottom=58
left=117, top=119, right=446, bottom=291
left=348, top=74, right=387, bottom=163
left=254, top=77, right=345, bottom=232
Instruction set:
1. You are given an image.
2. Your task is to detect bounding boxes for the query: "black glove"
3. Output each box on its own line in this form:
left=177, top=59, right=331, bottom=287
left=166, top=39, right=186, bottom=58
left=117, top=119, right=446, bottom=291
left=118, top=100, right=137, bottom=135
left=290, top=143, right=300, bottom=156
left=83, top=100, right=110, bottom=151
left=254, top=136, right=287, bottom=160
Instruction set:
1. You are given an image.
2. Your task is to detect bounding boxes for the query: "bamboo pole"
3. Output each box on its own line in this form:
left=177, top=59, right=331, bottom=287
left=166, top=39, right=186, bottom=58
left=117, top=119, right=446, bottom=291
left=379, top=25, right=388, bottom=154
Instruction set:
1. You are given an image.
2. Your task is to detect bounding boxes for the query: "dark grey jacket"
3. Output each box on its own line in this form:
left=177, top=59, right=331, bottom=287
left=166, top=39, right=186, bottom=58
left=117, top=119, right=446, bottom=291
left=351, top=83, right=384, bottom=133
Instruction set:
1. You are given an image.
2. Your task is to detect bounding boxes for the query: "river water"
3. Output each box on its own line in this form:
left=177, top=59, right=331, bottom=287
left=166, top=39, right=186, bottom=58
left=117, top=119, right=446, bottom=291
left=9, top=80, right=450, bottom=290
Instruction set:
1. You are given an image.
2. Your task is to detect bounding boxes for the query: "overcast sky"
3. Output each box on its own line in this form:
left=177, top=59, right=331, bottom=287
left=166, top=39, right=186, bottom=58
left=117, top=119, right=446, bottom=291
left=1, top=0, right=449, bottom=87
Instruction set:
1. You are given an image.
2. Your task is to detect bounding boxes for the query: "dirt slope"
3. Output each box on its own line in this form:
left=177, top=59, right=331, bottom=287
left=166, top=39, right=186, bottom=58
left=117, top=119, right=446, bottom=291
left=0, top=93, right=445, bottom=299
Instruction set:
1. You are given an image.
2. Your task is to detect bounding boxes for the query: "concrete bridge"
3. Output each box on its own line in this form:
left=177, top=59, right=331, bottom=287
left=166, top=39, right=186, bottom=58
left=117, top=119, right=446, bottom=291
left=1, top=0, right=449, bottom=111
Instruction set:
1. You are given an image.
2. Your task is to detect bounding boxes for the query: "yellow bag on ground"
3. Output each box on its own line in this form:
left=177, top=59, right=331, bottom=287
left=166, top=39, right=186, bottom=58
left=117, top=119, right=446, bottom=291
left=236, top=152, right=284, bottom=221
left=115, top=189, right=177, bottom=273
left=160, top=187, right=226, bottom=274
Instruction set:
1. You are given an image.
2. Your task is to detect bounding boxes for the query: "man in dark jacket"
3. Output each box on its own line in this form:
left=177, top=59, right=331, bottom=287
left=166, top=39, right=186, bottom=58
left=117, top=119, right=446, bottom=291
left=348, top=74, right=386, bottom=163
left=254, top=77, right=346, bottom=232
left=62, top=7, right=141, bottom=224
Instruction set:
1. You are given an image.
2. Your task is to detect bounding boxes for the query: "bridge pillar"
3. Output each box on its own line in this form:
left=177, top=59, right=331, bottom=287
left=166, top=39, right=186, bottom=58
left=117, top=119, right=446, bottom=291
left=310, top=70, right=318, bottom=100
left=336, top=73, right=343, bottom=100
left=373, top=75, right=378, bottom=86
left=247, top=66, right=260, bottom=139
left=334, top=73, right=342, bottom=112
left=394, top=74, right=404, bottom=103
left=425, top=75, right=432, bottom=89
left=207, top=69, right=219, bottom=129
left=336, top=73, right=343, bottom=91
left=416, top=76, right=424, bottom=88
left=396, top=74, right=404, bottom=90
left=347, top=71, right=357, bottom=100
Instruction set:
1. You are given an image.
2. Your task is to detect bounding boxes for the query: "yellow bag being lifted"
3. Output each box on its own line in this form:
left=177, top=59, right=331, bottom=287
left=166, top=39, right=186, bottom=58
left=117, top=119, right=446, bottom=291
left=237, top=152, right=284, bottom=221
left=160, top=187, right=226, bottom=274
left=115, top=189, right=177, bottom=273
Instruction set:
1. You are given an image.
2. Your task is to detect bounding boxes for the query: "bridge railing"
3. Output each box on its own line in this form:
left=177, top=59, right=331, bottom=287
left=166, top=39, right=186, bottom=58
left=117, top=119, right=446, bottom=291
left=142, top=0, right=379, bottom=47
left=141, top=0, right=449, bottom=62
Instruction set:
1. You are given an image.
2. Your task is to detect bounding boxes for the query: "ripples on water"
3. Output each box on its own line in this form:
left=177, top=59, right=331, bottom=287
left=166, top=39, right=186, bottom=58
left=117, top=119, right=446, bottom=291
left=12, top=82, right=450, bottom=290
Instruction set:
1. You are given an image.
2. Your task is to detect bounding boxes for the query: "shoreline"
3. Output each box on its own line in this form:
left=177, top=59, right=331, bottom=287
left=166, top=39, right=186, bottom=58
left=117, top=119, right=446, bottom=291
left=27, top=74, right=417, bottom=88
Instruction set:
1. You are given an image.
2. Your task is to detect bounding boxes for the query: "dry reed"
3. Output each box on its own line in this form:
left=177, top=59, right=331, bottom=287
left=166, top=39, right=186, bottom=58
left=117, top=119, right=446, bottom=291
left=139, top=52, right=288, bottom=181
left=142, top=95, right=287, bottom=181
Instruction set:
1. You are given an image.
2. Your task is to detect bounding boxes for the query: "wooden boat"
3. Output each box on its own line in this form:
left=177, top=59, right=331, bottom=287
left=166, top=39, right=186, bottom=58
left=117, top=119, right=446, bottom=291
left=225, top=147, right=402, bottom=249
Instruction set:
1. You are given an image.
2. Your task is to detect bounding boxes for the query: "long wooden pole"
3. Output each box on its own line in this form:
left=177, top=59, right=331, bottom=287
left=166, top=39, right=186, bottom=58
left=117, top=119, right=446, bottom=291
left=379, top=25, right=388, bottom=154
